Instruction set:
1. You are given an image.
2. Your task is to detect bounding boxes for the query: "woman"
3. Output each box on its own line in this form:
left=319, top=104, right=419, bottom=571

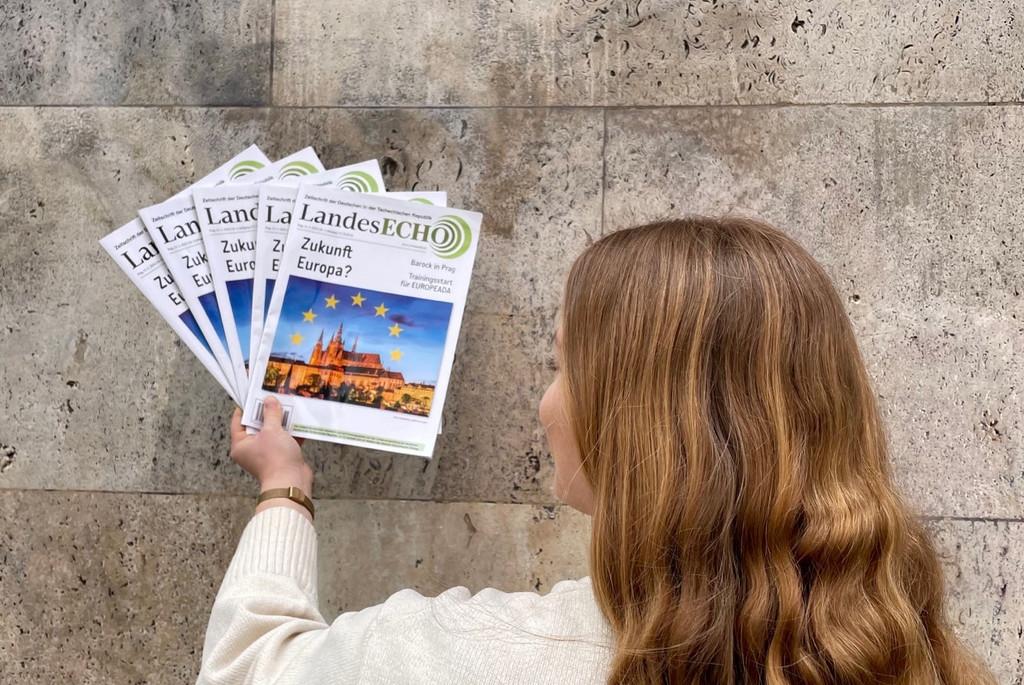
left=199, top=217, right=995, bottom=684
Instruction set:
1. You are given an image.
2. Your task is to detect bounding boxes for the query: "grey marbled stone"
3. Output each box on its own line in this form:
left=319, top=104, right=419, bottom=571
left=926, top=519, right=1024, bottom=683
left=273, top=0, right=1024, bottom=106
left=0, top=1, right=272, bottom=105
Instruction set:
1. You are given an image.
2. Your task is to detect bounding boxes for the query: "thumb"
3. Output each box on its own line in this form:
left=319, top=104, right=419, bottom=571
left=261, top=395, right=284, bottom=429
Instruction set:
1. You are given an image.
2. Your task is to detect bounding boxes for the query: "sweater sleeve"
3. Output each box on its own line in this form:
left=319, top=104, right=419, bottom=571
left=198, top=505, right=611, bottom=684
left=197, top=506, right=382, bottom=684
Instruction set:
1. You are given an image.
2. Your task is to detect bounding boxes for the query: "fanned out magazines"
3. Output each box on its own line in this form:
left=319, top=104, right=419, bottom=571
left=99, top=144, right=271, bottom=404
left=99, top=218, right=239, bottom=403
left=242, top=186, right=480, bottom=457
left=137, top=146, right=272, bottom=400
left=100, top=144, right=479, bottom=458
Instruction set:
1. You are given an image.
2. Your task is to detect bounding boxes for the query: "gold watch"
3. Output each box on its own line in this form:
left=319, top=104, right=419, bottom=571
left=257, top=486, right=315, bottom=519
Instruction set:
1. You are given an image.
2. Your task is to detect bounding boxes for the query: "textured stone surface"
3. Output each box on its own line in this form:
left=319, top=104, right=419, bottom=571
left=0, top=492, right=247, bottom=684
left=0, top=492, right=590, bottom=684
left=274, top=0, right=1024, bottom=106
left=926, top=519, right=1024, bottom=683
left=0, top=1, right=272, bottom=105
left=0, top=492, right=1018, bottom=683
left=0, top=106, right=600, bottom=501
left=604, top=105, right=1024, bottom=519
left=315, top=499, right=590, bottom=614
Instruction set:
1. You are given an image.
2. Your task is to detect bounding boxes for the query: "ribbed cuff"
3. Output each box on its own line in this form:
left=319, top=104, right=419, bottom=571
left=224, top=505, right=319, bottom=601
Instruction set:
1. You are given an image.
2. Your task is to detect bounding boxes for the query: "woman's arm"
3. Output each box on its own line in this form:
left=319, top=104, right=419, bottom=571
left=198, top=398, right=610, bottom=684
left=198, top=503, right=392, bottom=684
left=197, top=397, right=368, bottom=684
left=199, top=506, right=328, bottom=684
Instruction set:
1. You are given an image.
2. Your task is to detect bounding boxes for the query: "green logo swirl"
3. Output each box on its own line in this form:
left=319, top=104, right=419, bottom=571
left=229, top=159, right=265, bottom=180
left=429, top=215, right=473, bottom=259
left=336, top=171, right=380, bottom=192
left=278, top=161, right=319, bottom=179
left=409, top=197, right=434, bottom=205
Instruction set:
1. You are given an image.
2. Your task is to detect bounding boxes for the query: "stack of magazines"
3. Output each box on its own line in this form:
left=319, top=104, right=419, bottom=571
left=100, top=145, right=482, bottom=458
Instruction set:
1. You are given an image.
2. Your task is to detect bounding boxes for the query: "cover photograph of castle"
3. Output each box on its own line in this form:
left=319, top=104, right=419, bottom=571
left=262, top=276, right=453, bottom=417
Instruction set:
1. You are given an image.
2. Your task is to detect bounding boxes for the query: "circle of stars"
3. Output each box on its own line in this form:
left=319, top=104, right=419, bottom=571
left=290, top=291, right=405, bottom=363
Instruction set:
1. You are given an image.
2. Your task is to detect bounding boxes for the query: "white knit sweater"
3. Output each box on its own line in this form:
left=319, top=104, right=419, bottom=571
left=198, top=506, right=614, bottom=684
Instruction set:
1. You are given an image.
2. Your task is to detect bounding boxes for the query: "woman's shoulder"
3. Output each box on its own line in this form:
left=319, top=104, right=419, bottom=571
left=386, top=575, right=597, bottom=606
left=380, top=575, right=606, bottom=634
left=345, top=576, right=611, bottom=683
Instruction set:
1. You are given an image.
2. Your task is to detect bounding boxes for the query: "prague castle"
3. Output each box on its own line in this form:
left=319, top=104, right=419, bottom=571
left=262, top=322, right=411, bottom=407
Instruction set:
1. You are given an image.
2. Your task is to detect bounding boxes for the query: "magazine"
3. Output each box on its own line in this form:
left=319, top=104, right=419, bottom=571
left=193, top=148, right=324, bottom=402
left=99, top=218, right=239, bottom=403
left=252, top=184, right=448, bottom=435
left=138, top=146, right=272, bottom=400
left=249, top=160, right=386, bottom=367
left=242, top=187, right=481, bottom=457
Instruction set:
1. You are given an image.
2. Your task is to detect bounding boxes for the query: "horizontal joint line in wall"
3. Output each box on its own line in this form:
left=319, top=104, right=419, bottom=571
left=2, top=101, right=1024, bottom=111
left=0, top=488, right=1022, bottom=523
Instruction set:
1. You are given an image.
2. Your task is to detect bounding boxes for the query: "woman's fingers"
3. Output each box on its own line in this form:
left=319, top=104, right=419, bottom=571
left=261, top=395, right=284, bottom=429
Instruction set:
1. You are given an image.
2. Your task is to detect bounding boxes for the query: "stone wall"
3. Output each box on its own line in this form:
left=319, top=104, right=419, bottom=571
left=0, top=1, right=1020, bottom=682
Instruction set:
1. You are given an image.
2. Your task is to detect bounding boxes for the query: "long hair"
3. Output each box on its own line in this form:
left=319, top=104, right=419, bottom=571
left=559, top=217, right=994, bottom=684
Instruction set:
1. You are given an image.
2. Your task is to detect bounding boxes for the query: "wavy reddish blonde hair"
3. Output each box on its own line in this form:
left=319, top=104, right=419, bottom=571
left=560, top=217, right=994, bottom=684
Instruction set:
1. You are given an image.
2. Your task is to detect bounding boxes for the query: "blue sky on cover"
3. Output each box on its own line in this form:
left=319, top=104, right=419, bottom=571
left=198, top=291, right=228, bottom=351
left=179, top=309, right=212, bottom=354
left=226, top=278, right=254, bottom=364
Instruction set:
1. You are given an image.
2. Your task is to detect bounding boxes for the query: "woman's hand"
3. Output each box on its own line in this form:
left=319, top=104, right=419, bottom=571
left=230, top=396, right=313, bottom=499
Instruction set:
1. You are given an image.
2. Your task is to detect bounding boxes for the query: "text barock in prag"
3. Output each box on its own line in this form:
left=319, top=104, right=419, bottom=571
left=242, top=187, right=481, bottom=457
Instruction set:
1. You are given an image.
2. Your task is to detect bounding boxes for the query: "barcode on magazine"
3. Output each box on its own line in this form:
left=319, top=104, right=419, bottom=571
left=254, top=399, right=293, bottom=430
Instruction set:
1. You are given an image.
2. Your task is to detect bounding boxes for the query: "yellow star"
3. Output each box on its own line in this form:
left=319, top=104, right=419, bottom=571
left=388, top=323, right=403, bottom=337
left=351, top=292, right=366, bottom=307
left=302, top=308, right=317, bottom=322
left=324, top=294, right=338, bottom=309
left=374, top=303, right=389, bottom=317
left=390, top=348, right=403, bottom=361
left=290, top=332, right=303, bottom=345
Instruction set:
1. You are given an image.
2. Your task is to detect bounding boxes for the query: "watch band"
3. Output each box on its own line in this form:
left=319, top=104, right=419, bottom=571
left=258, top=486, right=315, bottom=519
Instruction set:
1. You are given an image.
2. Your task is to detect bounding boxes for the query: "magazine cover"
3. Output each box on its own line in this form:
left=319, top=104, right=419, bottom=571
left=138, top=145, right=272, bottom=399
left=250, top=160, right=385, bottom=366
left=99, top=218, right=239, bottom=404
left=194, top=148, right=324, bottom=402
left=250, top=183, right=448, bottom=436
left=242, top=188, right=481, bottom=457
